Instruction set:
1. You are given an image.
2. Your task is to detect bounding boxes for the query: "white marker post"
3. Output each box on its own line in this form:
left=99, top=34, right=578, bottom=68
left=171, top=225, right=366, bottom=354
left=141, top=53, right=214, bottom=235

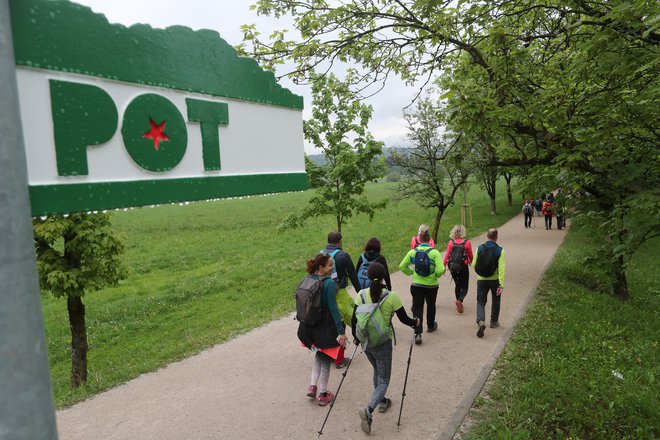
left=0, top=0, right=58, bottom=437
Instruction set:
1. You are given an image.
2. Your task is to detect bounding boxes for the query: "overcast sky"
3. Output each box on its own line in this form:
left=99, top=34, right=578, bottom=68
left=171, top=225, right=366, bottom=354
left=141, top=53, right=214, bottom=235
left=73, top=0, right=417, bottom=153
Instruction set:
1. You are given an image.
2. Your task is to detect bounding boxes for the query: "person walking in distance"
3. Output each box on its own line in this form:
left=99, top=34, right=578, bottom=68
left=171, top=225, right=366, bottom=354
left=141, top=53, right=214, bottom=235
left=473, top=229, right=506, bottom=338
left=443, top=224, right=473, bottom=314
left=542, top=197, right=554, bottom=230
left=352, top=263, right=418, bottom=435
left=297, top=253, right=349, bottom=406
left=399, top=225, right=445, bottom=345
left=323, top=231, right=360, bottom=368
left=410, top=224, right=435, bottom=249
left=522, top=200, right=534, bottom=228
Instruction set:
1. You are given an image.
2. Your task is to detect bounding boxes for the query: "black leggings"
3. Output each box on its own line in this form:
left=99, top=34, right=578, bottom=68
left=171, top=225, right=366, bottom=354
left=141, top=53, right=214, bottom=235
left=544, top=214, right=553, bottom=229
left=452, top=267, right=469, bottom=302
left=410, top=284, right=438, bottom=334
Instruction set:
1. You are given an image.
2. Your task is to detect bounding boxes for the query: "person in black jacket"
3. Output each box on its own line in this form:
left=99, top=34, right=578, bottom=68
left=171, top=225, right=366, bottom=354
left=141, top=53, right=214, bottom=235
left=323, top=231, right=360, bottom=368
left=356, top=237, right=392, bottom=290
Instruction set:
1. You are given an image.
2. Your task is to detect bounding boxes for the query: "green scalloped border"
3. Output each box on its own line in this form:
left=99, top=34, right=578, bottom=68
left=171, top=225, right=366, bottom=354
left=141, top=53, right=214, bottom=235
left=10, top=0, right=303, bottom=109
left=29, top=173, right=308, bottom=216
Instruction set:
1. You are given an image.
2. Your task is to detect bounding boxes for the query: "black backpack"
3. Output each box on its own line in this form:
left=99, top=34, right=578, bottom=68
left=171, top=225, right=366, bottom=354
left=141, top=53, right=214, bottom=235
left=412, top=247, right=434, bottom=277
left=448, top=239, right=468, bottom=275
left=474, top=243, right=502, bottom=277
left=295, top=275, right=324, bottom=325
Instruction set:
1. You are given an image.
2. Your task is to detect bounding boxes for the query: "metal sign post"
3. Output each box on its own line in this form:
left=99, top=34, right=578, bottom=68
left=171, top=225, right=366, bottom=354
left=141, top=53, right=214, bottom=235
left=0, top=0, right=58, bottom=437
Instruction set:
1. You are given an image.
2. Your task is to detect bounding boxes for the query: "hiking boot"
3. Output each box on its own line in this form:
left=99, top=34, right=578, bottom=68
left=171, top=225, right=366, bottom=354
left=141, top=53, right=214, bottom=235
left=455, top=300, right=464, bottom=314
left=306, top=385, right=317, bottom=399
left=414, top=334, right=422, bottom=345
left=358, top=407, right=372, bottom=434
left=427, top=321, right=438, bottom=333
left=317, top=391, right=334, bottom=406
left=477, top=321, right=486, bottom=338
left=335, top=358, right=350, bottom=369
left=377, top=397, right=392, bottom=413
left=490, top=321, right=500, bottom=329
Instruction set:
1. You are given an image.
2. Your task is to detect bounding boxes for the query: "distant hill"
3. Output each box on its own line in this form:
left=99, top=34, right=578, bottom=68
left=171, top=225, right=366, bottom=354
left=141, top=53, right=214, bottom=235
left=306, top=146, right=408, bottom=168
left=307, top=153, right=326, bottom=166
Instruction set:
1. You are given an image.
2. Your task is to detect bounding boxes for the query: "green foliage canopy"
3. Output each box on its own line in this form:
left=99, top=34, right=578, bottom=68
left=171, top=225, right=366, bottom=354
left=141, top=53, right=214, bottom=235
left=279, top=73, right=386, bottom=232
left=33, top=213, right=128, bottom=297
left=244, top=0, right=659, bottom=298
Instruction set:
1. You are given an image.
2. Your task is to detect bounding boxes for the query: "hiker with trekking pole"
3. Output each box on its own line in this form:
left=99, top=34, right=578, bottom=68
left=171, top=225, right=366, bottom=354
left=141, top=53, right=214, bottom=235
left=296, top=252, right=349, bottom=407
left=351, top=263, right=419, bottom=435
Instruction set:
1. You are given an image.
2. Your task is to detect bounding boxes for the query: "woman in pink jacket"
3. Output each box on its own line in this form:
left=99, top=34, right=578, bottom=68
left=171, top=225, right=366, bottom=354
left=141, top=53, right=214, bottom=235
left=443, top=224, right=473, bottom=313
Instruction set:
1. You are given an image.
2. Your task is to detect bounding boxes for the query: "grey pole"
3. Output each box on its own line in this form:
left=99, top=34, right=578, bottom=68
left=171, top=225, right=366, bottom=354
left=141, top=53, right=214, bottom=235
left=0, top=0, right=59, bottom=438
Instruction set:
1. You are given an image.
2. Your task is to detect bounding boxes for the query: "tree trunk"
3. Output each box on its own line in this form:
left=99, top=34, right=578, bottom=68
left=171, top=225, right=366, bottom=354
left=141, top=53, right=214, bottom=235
left=490, top=196, right=497, bottom=216
left=504, top=172, right=513, bottom=206
left=432, top=211, right=442, bottom=245
left=613, top=255, right=630, bottom=302
left=67, top=295, right=88, bottom=388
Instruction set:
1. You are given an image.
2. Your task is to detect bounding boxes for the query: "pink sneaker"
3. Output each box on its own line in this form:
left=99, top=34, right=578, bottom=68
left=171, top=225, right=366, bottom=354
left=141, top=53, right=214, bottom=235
left=455, top=300, right=464, bottom=314
left=306, top=385, right=317, bottom=398
left=317, top=391, right=334, bottom=406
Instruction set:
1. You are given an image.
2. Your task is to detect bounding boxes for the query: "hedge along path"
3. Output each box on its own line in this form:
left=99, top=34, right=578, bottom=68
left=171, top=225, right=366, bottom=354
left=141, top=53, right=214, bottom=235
left=56, top=213, right=568, bottom=440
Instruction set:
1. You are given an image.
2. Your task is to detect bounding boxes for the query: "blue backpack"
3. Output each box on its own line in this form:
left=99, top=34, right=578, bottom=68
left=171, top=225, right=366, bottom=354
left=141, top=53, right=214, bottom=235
left=357, top=253, right=377, bottom=289
left=412, top=247, right=434, bottom=277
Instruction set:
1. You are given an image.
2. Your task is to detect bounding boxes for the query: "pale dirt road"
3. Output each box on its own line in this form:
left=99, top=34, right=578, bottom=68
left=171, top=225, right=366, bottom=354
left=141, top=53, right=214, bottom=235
left=57, top=213, right=567, bottom=440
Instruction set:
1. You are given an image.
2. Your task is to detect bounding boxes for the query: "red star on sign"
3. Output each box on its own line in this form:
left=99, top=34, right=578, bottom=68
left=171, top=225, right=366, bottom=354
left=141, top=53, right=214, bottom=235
left=143, top=118, right=170, bottom=150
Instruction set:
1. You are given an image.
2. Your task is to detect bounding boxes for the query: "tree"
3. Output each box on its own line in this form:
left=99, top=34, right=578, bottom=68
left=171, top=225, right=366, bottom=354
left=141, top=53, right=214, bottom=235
left=278, top=73, right=386, bottom=233
left=501, top=169, right=514, bottom=206
left=243, top=0, right=659, bottom=300
left=390, top=97, right=471, bottom=243
left=33, top=213, right=128, bottom=387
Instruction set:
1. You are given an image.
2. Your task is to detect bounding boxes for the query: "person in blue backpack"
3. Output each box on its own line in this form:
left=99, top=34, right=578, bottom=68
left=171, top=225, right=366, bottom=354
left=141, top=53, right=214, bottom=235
left=351, top=262, right=418, bottom=435
left=399, top=225, right=445, bottom=345
left=473, top=228, right=506, bottom=338
left=323, top=231, right=360, bottom=368
left=356, top=237, right=392, bottom=291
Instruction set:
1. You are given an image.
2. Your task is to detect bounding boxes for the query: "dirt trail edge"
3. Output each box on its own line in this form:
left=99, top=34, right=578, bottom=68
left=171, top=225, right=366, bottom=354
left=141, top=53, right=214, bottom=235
left=57, top=213, right=568, bottom=440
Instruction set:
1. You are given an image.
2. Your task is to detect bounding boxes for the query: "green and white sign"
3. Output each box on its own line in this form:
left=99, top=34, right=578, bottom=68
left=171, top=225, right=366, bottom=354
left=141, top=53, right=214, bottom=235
left=10, top=0, right=306, bottom=216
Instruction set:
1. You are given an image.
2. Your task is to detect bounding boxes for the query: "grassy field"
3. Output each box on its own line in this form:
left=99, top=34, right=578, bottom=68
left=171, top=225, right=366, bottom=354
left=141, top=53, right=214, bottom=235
left=458, top=226, right=660, bottom=439
left=42, top=180, right=520, bottom=408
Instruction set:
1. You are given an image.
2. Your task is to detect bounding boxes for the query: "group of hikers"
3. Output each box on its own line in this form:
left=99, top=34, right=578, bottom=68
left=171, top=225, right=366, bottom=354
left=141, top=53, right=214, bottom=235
left=295, top=225, right=506, bottom=435
left=522, top=191, right=565, bottom=230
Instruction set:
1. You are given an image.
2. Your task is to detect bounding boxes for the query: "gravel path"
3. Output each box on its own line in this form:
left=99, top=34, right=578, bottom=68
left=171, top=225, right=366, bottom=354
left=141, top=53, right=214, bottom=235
left=57, top=213, right=567, bottom=440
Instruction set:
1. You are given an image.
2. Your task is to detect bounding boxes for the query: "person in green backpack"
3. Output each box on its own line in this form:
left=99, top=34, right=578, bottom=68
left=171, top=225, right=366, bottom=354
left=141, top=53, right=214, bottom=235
left=351, top=262, right=418, bottom=435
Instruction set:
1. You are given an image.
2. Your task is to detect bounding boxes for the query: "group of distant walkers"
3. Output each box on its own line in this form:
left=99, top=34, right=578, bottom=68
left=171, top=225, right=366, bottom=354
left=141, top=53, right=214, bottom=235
left=295, top=225, right=505, bottom=435
left=522, top=190, right=565, bottom=230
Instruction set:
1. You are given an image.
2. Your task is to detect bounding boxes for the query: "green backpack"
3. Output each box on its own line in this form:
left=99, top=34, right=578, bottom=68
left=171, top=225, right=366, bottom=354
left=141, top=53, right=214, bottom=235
left=356, top=289, right=392, bottom=349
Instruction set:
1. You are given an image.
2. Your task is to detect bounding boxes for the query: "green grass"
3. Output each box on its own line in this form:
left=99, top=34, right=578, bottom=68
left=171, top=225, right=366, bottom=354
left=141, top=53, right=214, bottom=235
left=459, top=226, right=660, bottom=439
left=42, top=181, right=520, bottom=407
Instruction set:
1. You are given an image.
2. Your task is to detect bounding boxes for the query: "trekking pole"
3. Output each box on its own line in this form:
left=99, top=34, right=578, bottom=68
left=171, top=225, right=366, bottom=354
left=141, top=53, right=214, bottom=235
left=317, top=343, right=359, bottom=438
left=396, top=334, right=415, bottom=431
